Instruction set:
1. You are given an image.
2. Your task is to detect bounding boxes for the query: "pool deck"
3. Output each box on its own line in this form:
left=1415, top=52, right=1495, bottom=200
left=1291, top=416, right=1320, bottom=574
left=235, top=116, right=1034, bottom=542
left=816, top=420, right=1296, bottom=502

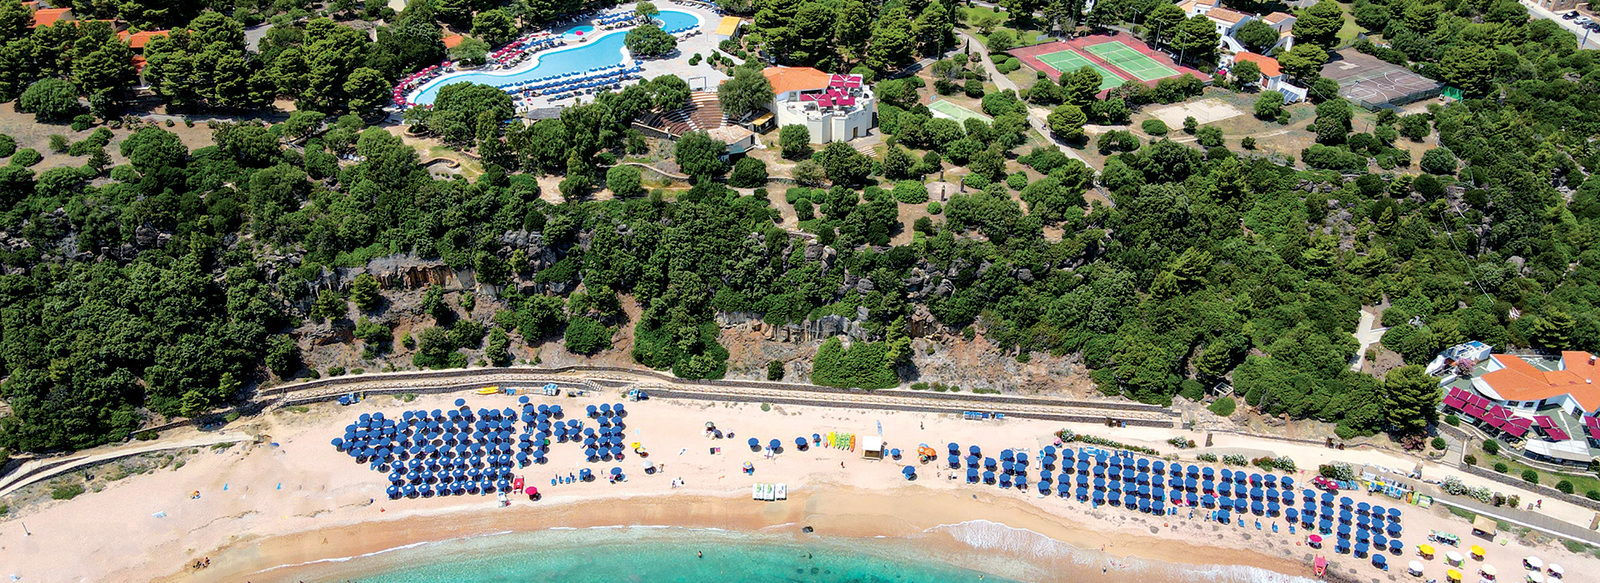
left=410, top=3, right=733, bottom=112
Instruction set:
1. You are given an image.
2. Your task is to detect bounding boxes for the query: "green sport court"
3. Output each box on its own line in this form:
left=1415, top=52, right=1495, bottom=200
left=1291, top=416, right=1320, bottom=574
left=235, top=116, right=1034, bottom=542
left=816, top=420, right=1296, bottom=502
left=929, top=100, right=992, bottom=123
left=1084, top=41, right=1179, bottom=82
left=1034, top=50, right=1126, bottom=91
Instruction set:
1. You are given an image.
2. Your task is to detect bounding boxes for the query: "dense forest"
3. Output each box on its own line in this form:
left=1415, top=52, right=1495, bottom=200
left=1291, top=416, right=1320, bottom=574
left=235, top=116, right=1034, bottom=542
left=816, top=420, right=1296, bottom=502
left=0, top=0, right=1598, bottom=455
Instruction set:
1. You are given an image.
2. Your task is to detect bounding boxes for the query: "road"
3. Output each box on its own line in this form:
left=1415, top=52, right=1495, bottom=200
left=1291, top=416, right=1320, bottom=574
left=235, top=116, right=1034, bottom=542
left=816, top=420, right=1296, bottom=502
left=1519, top=0, right=1600, bottom=50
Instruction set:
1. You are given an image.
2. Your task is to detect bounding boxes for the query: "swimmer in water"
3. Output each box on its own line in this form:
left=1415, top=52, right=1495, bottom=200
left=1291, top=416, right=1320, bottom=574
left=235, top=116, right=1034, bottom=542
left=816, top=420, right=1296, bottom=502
left=697, top=551, right=703, bottom=559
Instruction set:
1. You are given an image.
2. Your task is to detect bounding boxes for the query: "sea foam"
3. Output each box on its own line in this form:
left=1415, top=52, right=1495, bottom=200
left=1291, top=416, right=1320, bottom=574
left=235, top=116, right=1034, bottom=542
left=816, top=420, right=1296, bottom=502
left=931, top=519, right=1319, bottom=583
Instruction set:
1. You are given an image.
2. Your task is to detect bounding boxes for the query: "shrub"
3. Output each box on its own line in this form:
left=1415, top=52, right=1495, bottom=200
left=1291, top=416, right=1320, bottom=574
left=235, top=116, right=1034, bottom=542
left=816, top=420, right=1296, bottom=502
left=1556, top=480, right=1574, bottom=494
left=564, top=316, right=612, bottom=355
left=1167, top=436, right=1197, bottom=449
left=1588, top=490, right=1600, bottom=502
left=1197, top=453, right=1219, bottom=462
left=728, top=157, right=769, bottom=188
left=1463, top=454, right=1476, bottom=466
left=10, top=148, right=41, bottom=167
left=1141, top=119, right=1168, bottom=135
left=1241, top=136, right=1256, bottom=150
left=1444, top=414, right=1460, bottom=426
left=0, top=134, right=13, bottom=158
left=1493, top=462, right=1508, bottom=473
left=766, top=359, right=784, bottom=381
left=1431, top=437, right=1447, bottom=450
left=18, top=78, right=84, bottom=121
left=51, top=483, right=86, bottom=500
left=1207, top=396, right=1236, bottom=417
left=1483, top=440, right=1500, bottom=455
left=927, top=201, right=942, bottom=215
left=1521, top=469, right=1539, bottom=484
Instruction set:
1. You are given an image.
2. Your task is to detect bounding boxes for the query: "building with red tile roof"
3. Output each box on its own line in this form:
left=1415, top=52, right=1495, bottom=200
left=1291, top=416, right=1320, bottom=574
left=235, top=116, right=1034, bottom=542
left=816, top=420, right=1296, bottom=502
left=1475, top=351, right=1600, bottom=414
left=30, top=7, right=71, bottom=28
left=119, top=30, right=170, bottom=50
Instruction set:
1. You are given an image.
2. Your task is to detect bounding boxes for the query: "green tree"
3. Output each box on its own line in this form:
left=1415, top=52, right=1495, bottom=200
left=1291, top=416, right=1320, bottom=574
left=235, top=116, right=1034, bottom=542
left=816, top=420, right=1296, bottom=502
left=1311, top=97, right=1352, bottom=144
left=718, top=65, right=775, bottom=119
left=1233, top=19, right=1279, bottom=53
left=1278, top=43, right=1328, bottom=82
left=1047, top=103, right=1087, bottom=140
left=265, top=335, right=301, bottom=378
left=986, top=29, right=1017, bottom=52
left=1439, top=45, right=1497, bottom=98
left=1063, top=66, right=1102, bottom=106
left=1171, top=15, right=1220, bottom=64
left=1231, top=59, right=1262, bottom=87
left=606, top=164, right=644, bottom=197
left=1384, top=364, right=1439, bottom=434
left=565, top=316, right=612, bottom=354
left=767, top=359, right=784, bottom=380
left=625, top=24, right=677, bottom=57
left=1420, top=147, right=1457, bottom=175
left=1292, top=0, right=1345, bottom=49
left=636, top=1, right=661, bottom=18
left=343, top=67, right=391, bottom=113
left=818, top=141, right=871, bottom=185
left=675, top=131, right=727, bottom=179
left=472, top=9, right=519, bottom=46
left=1147, top=3, right=1186, bottom=43
left=486, top=327, right=512, bottom=365
left=867, top=10, right=917, bottom=70
left=17, top=79, right=82, bottom=122
left=779, top=124, right=811, bottom=159
left=350, top=273, right=381, bottom=310
left=882, top=145, right=918, bottom=180
left=729, top=157, right=769, bottom=188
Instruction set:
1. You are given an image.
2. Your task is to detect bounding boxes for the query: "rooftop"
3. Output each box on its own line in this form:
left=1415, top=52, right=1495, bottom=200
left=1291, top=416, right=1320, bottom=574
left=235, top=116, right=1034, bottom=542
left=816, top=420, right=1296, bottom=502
left=1207, top=7, right=1249, bottom=24
left=762, top=66, right=832, bottom=94
left=119, top=30, right=169, bottom=49
left=705, top=124, right=754, bottom=144
left=31, top=7, right=69, bottom=28
left=1263, top=11, right=1294, bottom=24
left=1234, top=52, right=1281, bottom=78
left=1481, top=352, right=1600, bottom=412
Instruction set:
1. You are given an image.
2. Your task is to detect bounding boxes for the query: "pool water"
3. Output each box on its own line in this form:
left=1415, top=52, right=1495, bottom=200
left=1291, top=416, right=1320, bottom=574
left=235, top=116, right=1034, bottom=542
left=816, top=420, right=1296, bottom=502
left=410, top=10, right=701, bottom=106
left=562, top=24, right=595, bottom=36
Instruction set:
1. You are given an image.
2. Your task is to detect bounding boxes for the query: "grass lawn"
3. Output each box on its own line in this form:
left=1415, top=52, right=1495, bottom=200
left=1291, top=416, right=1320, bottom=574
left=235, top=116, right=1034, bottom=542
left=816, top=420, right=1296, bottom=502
left=960, top=6, right=1049, bottom=47
left=1475, top=445, right=1600, bottom=498
left=1336, top=9, right=1367, bottom=47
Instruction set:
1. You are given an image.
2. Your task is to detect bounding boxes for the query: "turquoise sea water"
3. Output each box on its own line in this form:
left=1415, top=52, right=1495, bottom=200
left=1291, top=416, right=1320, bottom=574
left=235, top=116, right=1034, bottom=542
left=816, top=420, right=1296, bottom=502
left=411, top=10, right=701, bottom=105
left=284, top=527, right=1025, bottom=583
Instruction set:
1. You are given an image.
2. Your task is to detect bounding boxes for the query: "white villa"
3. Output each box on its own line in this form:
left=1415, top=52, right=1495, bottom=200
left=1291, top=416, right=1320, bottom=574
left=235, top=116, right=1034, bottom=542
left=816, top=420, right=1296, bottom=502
left=762, top=66, right=876, bottom=143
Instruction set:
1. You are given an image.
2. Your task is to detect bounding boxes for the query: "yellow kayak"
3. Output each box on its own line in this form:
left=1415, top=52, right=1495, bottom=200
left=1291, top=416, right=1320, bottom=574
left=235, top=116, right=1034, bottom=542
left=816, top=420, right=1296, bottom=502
left=476, top=386, right=500, bottom=395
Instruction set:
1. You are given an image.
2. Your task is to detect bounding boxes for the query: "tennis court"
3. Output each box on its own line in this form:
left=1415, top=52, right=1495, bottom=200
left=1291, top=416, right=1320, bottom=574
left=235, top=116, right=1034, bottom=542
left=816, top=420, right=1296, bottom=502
left=1035, top=50, right=1126, bottom=91
left=1085, top=41, right=1179, bottom=82
left=929, top=100, right=991, bottom=123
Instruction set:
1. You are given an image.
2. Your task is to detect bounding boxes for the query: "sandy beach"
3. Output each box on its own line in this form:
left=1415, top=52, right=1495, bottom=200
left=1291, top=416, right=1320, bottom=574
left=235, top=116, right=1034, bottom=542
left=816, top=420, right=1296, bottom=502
left=2, top=389, right=1596, bottom=583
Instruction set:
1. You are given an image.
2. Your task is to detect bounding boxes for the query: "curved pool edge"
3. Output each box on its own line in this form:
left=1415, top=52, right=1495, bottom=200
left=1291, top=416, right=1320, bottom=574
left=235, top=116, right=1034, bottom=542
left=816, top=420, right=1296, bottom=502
left=408, top=8, right=707, bottom=106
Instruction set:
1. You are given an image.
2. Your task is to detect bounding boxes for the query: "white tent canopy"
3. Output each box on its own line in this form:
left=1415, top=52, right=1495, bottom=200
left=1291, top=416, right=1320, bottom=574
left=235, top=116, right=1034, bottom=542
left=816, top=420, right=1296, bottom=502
left=1523, top=440, right=1593, bottom=463
left=1525, top=556, right=1543, bottom=570
left=860, top=435, right=885, bottom=460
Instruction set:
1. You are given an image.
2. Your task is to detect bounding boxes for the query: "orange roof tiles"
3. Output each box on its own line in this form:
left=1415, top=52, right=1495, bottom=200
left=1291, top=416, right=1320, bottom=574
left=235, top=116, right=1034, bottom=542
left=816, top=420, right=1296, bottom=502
left=31, top=7, right=70, bottom=28
left=1263, top=12, right=1294, bottom=24
left=1234, top=52, right=1281, bottom=78
left=119, top=30, right=169, bottom=49
left=762, top=66, right=831, bottom=95
left=1481, top=352, right=1600, bottom=412
left=1207, top=7, right=1249, bottom=24
left=442, top=34, right=465, bottom=49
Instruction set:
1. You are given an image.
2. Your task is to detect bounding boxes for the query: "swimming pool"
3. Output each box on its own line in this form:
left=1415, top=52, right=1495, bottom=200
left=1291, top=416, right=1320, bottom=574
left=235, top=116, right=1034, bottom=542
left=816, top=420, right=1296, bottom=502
left=410, top=10, right=702, bottom=106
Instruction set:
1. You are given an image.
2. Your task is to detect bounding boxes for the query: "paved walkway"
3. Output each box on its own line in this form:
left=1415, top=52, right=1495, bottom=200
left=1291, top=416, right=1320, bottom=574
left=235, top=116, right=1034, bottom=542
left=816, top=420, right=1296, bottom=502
left=1349, top=308, right=1387, bottom=372
left=1434, top=495, right=1600, bottom=546
left=957, top=31, right=1087, bottom=164
left=0, top=431, right=248, bottom=499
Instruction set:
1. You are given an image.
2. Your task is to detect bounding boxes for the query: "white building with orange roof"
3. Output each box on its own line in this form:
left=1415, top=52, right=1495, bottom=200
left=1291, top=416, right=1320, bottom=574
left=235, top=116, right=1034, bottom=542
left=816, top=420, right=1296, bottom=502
left=1473, top=351, right=1600, bottom=416
left=761, top=66, right=874, bottom=143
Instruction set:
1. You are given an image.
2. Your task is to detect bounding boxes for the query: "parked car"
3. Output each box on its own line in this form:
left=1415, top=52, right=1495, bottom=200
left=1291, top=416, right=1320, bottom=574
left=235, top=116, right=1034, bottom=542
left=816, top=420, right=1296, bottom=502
left=1575, top=15, right=1592, bottom=24
left=1564, top=10, right=1580, bottom=19
left=1588, top=21, right=1600, bottom=31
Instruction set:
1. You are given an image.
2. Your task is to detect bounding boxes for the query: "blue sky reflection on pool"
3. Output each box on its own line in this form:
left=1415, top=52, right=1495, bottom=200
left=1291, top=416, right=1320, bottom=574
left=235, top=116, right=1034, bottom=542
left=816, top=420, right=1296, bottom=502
left=410, top=10, right=701, bottom=106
